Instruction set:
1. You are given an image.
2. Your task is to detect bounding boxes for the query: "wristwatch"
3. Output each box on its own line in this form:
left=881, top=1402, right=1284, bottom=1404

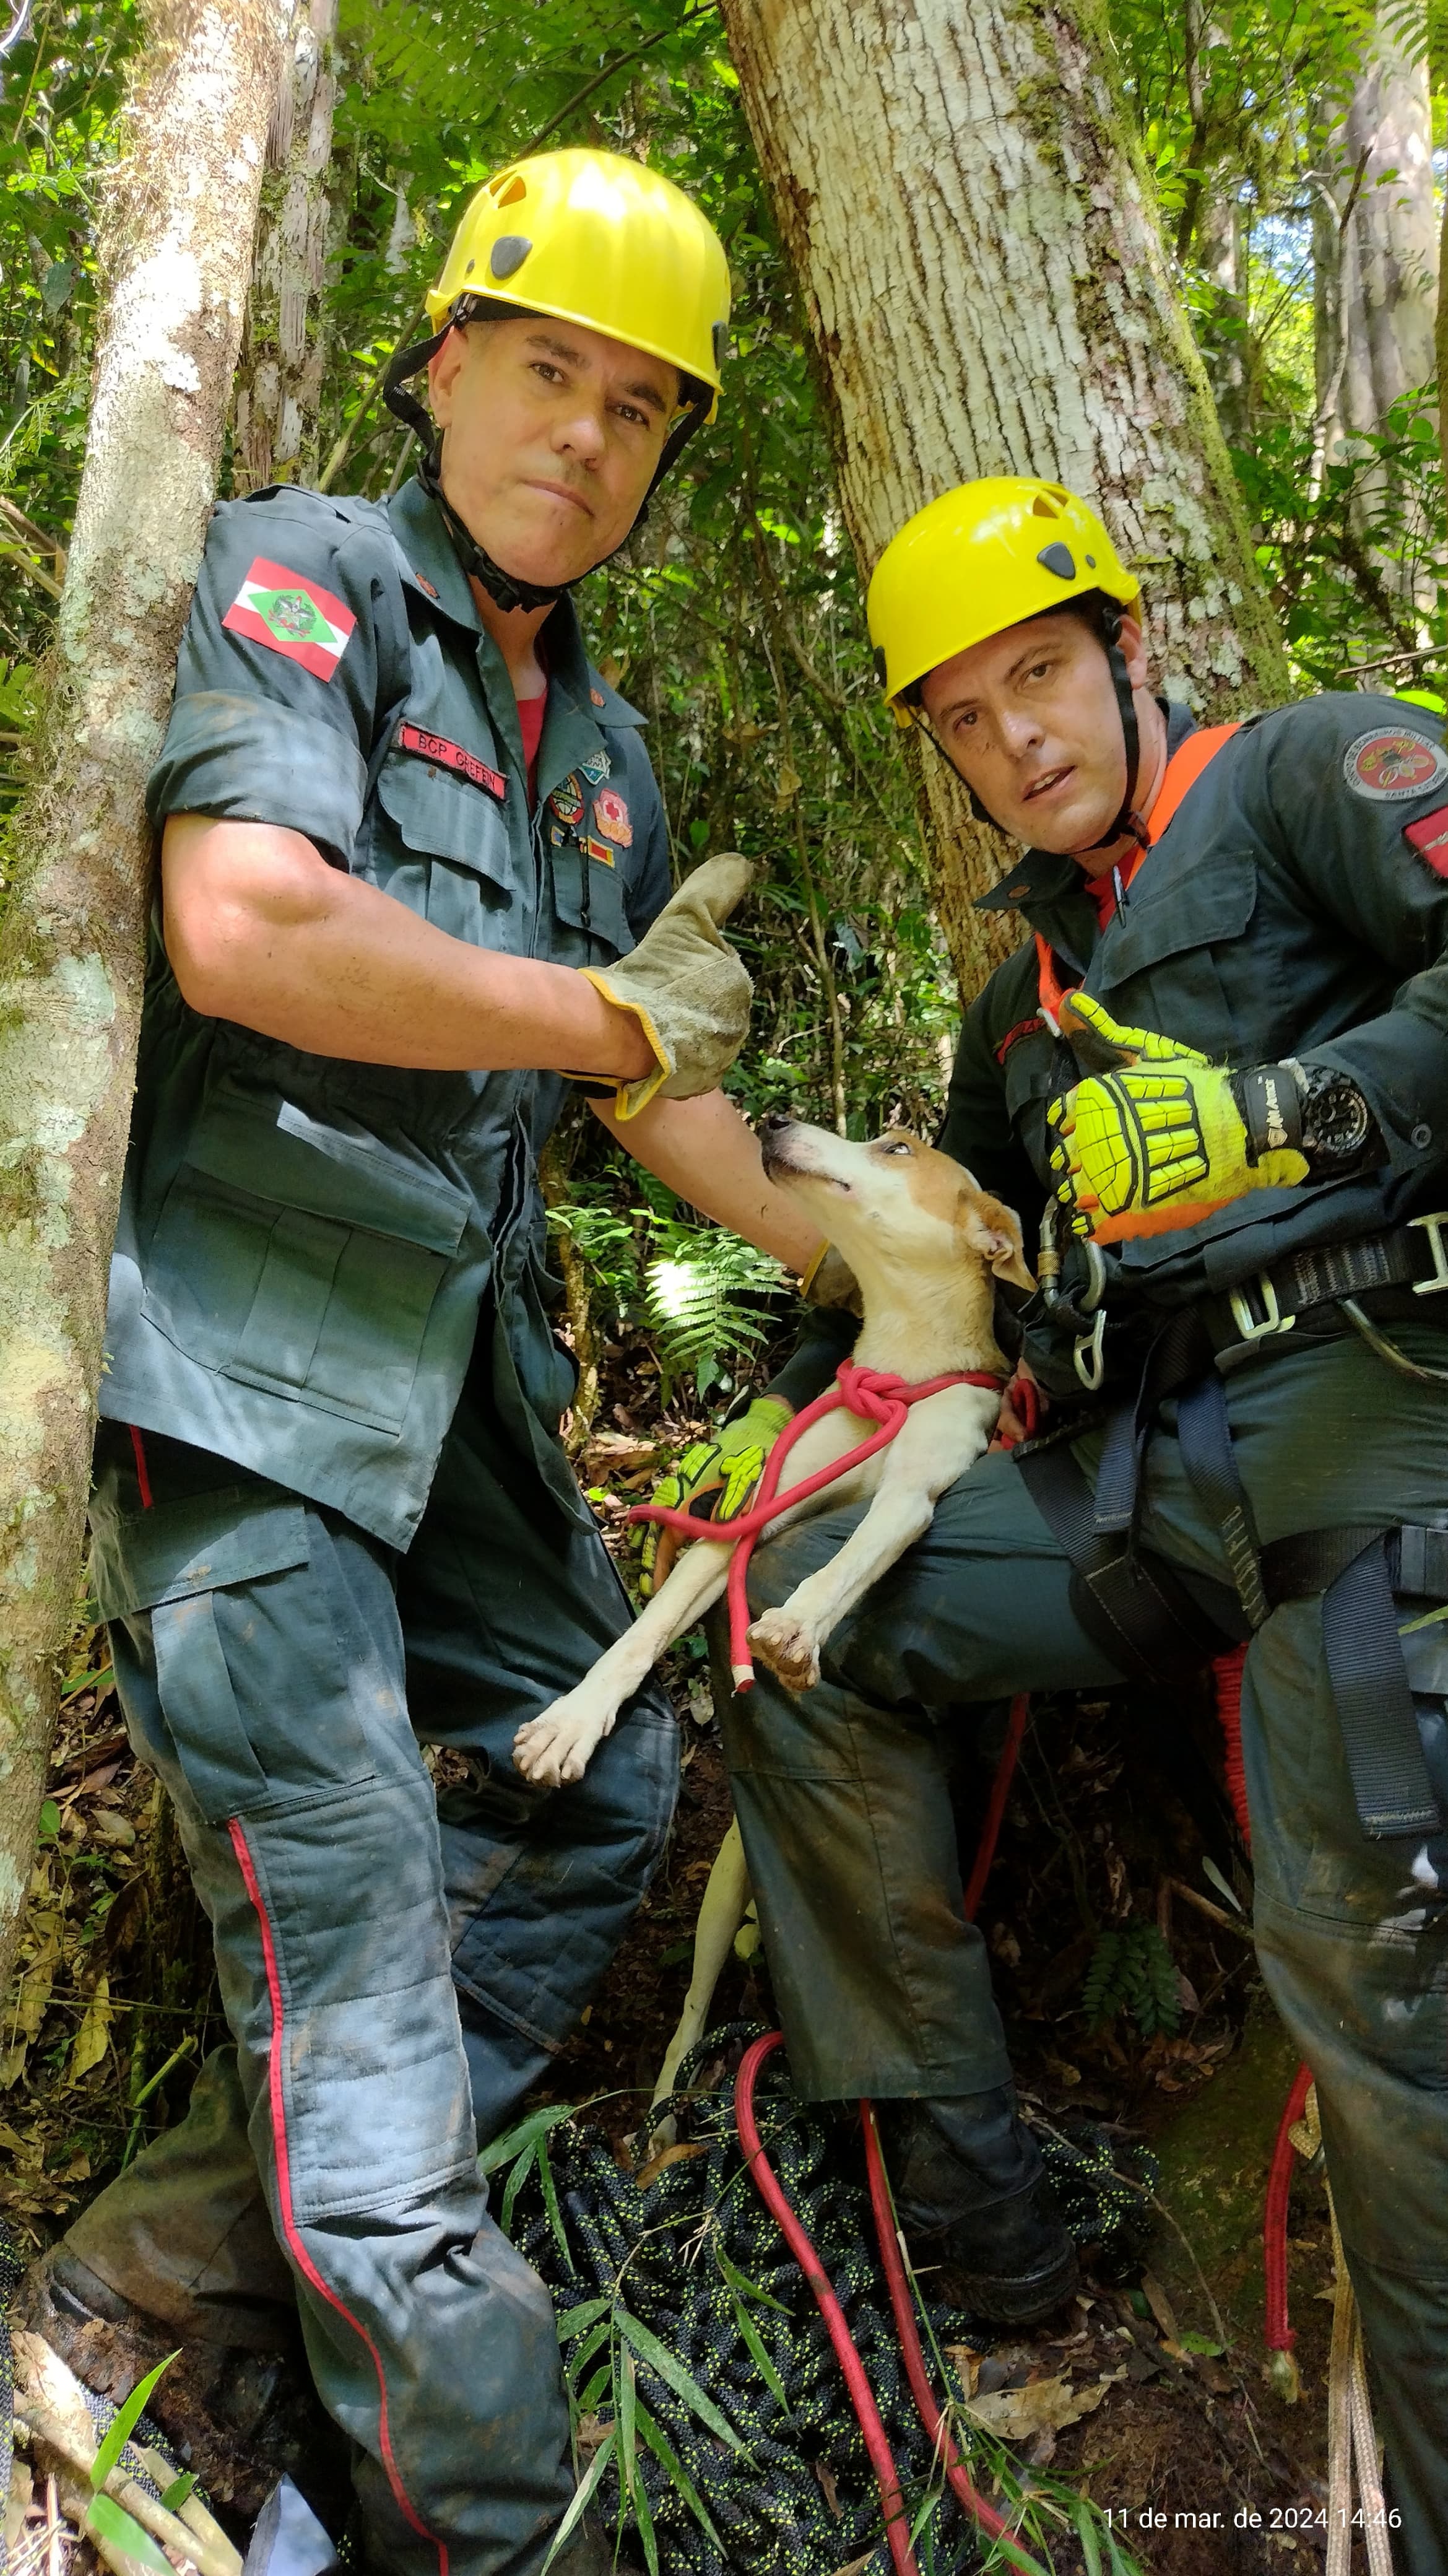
left=1288, top=1060, right=1377, bottom=1172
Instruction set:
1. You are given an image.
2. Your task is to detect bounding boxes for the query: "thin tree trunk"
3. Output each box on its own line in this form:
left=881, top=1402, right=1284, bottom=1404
left=1316, top=17, right=1437, bottom=458
left=0, top=0, right=293, bottom=1998
left=232, top=0, right=337, bottom=492
left=717, top=0, right=1292, bottom=998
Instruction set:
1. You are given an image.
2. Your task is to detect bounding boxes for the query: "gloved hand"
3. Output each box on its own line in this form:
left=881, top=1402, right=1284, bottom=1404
left=639, top=1393, right=792, bottom=1593
left=1046, top=993, right=1309, bottom=1240
left=800, top=1241, right=862, bottom=1316
left=581, top=853, right=756, bottom=1120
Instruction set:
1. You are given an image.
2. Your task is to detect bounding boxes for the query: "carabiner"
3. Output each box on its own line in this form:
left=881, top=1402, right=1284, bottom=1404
left=1073, top=1310, right=1107, bottom=1392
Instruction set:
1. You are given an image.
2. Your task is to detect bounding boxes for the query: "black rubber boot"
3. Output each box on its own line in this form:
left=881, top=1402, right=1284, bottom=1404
left=886, top=2087, right=1079, bottom=2325
left=14, top=2245, right=352, bottom=2530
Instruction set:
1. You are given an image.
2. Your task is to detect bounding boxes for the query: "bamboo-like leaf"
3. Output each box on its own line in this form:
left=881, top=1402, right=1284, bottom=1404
left=630, top=2447, right=659, bottom=2576
left=500, top=2142, right=538, bottom=2235
left=480, top=2101, right=576, bottom=2177
left=539, top=2429, right=615, bottom=2576
left=536, top=2136, right=574, bottom=2274
left=636, top=2400, right=727, bottom=2553
left=731, top=2294, right=788, bottom=2409
left=614, top=2306, right=747, bottom=2453
left=555, top=2295, right=611, bottom=2343
left=159, top=2471, right=197, bottom=2514
left=84, top=2492, right=172, bottom=2574
left=1073, top=2502, right=1104, bottom=2576
left=714, top=2239, right=789, bottom=2315
left=90, top=2354, right=179, bottom=2492
left=617, top=2348, right=638, bottom=2512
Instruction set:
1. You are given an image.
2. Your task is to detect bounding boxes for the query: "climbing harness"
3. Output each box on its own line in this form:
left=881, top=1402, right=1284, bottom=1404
left=628, top=1359, right=1004, bottom=1688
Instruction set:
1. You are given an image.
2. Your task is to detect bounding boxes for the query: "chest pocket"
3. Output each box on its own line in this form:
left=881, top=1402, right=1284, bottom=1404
left=141, top=1084, right=470, bottom=1435
left=1090, top=850, right=1258, bottom=1056
left=373, top=750, right=521, bottom=951
left=548, top=832, right=635, bottom=965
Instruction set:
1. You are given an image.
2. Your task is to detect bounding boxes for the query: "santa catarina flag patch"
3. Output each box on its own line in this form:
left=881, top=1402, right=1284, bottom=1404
left=222, top=556, right=357, bottom=680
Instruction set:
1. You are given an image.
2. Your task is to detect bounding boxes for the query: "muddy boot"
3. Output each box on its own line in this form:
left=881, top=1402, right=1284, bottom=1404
left=887, top=2086, right=1078, bottom=2325
left=15, top=2245, right=352, bottom=2531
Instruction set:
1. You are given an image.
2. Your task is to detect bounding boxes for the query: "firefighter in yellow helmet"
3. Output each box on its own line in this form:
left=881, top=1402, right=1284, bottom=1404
left=21, top=151, right=828, bottom=2576
left=685, top=471, right=1448, bottom=2559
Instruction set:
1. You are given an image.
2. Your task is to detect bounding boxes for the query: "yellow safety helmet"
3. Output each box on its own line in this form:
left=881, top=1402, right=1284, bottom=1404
left=867, top=477, right=1139, bottom=708
left=425, top=148, right=730, bottom=413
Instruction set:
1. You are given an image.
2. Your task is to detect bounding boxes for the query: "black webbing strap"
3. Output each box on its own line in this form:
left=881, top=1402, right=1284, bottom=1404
left=1017, top=1432, right=1242, bottom=1685
left=1175, top=1371, right=1269, bottom=1630
left=1262, top=1523, right=1446, bottom=1841
left=1092, top=1311, right=1212, bottom=1540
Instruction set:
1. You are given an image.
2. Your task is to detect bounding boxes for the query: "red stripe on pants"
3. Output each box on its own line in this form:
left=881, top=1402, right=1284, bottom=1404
left=227, top=1817, right=449, bottom=2575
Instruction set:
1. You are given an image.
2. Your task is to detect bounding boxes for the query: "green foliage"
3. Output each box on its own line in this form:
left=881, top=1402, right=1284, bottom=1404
left=644, top=1223, right=786, bottom=1402
left=1082, top=1919, right=1182, bottom=2039
left=89, top=2348, right=178, bottom=2492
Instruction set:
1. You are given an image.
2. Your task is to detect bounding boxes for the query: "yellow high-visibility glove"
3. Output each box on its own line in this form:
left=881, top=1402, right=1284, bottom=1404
left=1046, top=993, right=1310, bottom=1241
left=638, top=1394, right=793, bottom=1593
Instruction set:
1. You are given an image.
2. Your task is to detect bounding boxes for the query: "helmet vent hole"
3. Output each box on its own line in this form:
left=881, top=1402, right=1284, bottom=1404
left=1031, top=495, right=1060, bottom=518
left=495, top=176, right=527, bottom=208
left=490, top=235, right=532, bottom=279
left=487, top=168, right=521, bottom=199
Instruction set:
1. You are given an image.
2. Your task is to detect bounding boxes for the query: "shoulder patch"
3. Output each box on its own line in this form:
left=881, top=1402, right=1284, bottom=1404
left=1403, top=805, right=1448, bottom=876
left=1343, top=726, right=1448, bottom=803
left=222, top=555, right=356, bottom=681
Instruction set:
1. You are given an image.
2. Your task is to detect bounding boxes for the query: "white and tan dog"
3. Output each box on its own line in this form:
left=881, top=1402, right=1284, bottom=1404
left=513, top=1118, right=1033, bottom=1791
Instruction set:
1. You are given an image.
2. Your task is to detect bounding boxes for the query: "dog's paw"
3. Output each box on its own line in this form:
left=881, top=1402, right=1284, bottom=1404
left=747, top=1607, right=821, bottom=1694
left=513, top=1697, right=612, bottom=1788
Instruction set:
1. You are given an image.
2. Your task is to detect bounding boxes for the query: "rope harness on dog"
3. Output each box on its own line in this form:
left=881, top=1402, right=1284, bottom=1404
left=626, top=1359, right=1005, bottom=1688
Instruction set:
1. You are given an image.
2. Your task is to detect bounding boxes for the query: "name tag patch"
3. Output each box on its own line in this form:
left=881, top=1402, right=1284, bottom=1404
left=396, top=722, right=506, bottom=801
left=223, top=557, right=357, bottom=681
left=1343, top=728, right=1448, bottom=802
left=1405, top=804, right=1448, bottom=876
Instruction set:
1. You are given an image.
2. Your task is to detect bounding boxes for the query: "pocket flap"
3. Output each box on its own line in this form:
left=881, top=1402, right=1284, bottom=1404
left=92, top=1491, right=309, bottom=1620
left=184, top=1085, right=469, bottom=1254
left=550, top=842, right=635, bottom=955
left=376, top=750, right=513, bottom=888
left=1096, top=850, right=1257, bottom=988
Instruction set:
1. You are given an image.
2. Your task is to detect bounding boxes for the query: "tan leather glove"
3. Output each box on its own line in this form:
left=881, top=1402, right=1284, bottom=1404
left=581, top=853, right=756, bottom=1120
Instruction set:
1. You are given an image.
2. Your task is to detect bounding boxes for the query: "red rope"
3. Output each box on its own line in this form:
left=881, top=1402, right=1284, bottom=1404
left=128, top=1423, right=154, bottom=1511
left=735, top=2034, right=921, bottom=2576
left=859, top=2103, right=1046, bottom=2575
left=628, top=1359, right=1002, bottom=1689
left=961, top=1695, right=1030, bottom=1923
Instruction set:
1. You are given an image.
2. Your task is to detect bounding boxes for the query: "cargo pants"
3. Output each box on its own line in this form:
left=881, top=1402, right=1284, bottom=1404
left=722, top=1329, right=1448, bottom=2573
left=71, top=1373, right=677, bottom=2576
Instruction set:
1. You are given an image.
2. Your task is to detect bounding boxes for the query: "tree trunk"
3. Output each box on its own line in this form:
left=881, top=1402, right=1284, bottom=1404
left=1315, top=19, right=1436, bottom=462
left=716, top=0, right=1292, bottom=998
left=0, top=0, right=293, bottom=1999
left=232, top=0, right=337, bottom=493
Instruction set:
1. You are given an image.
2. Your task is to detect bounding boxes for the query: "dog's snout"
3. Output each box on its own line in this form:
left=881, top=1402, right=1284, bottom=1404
left=757, top=1112, right=794, bottom=1137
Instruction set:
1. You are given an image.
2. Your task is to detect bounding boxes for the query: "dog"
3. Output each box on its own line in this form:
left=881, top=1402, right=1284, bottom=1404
left=512, top=1116, right=1034, bottom=1793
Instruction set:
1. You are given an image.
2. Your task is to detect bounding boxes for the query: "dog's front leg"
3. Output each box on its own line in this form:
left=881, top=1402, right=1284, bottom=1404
left=512, top=1535, right=734, bottom=1787
left=747, top=1391, right=997, bottom=1692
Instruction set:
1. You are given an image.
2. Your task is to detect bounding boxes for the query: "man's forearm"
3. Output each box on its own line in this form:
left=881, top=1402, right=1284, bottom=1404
left=162, top=814, right=654, bottom=1077
left=590, top=1087, right=825, bottom=1273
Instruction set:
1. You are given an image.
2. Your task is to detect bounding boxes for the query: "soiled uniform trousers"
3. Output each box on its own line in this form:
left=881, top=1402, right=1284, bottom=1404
left=70, top=1366, right=678, bottom=2576
left=722, top=1331, right=1448, bottom=2575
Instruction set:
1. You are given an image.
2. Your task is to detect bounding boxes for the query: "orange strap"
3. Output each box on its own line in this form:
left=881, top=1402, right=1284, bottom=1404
left=1034, top=721, right=1241, bottom=1030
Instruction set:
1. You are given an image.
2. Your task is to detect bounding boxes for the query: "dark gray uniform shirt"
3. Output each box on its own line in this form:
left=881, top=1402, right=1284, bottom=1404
left=101, top=477, right=669, bottom=1547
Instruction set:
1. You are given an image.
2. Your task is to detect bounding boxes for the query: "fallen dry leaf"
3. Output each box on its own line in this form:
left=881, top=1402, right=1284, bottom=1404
left=635, top=2140, right=708, bottom=2188
left=1141, top=2273, right=1182, bottom=2344
left=67, top=1973, right=112, bottom=2084
left=963, top=2367, right=1126, bottom=2443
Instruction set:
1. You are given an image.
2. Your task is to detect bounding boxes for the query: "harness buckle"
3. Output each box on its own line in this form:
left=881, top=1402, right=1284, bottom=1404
left=1229, top=1271, right=1296, bottom=1343
left=1409, top=1211, right=1448, bottom=1295
left=1073, top=1311, right=1107, bottom=1391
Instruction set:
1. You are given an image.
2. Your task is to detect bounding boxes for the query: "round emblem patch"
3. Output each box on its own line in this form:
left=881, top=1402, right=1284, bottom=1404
left=1343, top=727, right=1448, bottom=801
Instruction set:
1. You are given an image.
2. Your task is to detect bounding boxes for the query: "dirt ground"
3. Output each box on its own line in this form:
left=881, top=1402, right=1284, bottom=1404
left=1, top=1378, right=1381, bottom=2575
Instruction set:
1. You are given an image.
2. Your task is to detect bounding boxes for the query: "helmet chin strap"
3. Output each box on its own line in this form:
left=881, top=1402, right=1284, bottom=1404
left=381, top=308, right=714, bottom=619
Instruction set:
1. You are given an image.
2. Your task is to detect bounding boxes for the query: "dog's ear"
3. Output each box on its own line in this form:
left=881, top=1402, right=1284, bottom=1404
left=963, top=1195, right=1036, bottom=1292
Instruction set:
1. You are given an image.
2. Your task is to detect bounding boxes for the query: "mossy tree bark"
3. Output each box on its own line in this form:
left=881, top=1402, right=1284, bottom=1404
left=716, top=0, right=1293, bottom=997
left=0, top=0, right=295, bottom=1996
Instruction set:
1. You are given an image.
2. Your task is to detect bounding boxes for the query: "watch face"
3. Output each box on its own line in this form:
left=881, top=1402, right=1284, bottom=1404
left=1304, top=1071, right=1371, bottom=1158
